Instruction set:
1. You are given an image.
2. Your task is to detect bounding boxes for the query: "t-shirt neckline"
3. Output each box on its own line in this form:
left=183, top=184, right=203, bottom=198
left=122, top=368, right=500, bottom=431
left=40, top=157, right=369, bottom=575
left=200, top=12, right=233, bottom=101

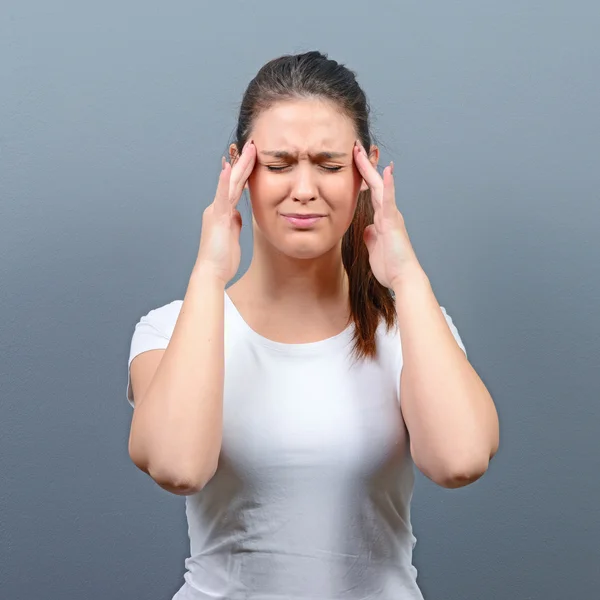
left=224, top=291, right=355, bottom=355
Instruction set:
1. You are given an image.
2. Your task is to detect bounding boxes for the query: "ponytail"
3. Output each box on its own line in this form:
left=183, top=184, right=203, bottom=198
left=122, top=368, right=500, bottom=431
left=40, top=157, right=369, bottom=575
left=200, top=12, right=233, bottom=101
left=235, top=50, right=394, bottom=358
left=342, top=189, right=397, bottom=360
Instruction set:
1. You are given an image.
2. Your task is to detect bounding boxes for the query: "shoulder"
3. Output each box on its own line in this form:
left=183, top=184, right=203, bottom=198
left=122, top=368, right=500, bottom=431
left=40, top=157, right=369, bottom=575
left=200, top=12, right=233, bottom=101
left=133, top=299, right=184, bottom=338
left=126, top=299, right=182, bottom=407
left=375, top=304, right=467, bottom=357
left=439, top=306, right=467, bottom=356
left=127, top=298, right=183, bottom=376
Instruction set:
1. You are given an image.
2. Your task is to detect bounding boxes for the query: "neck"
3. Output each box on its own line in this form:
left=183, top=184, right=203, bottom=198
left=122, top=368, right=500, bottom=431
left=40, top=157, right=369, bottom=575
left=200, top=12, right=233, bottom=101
left=243, top=236, right=349, bottom=308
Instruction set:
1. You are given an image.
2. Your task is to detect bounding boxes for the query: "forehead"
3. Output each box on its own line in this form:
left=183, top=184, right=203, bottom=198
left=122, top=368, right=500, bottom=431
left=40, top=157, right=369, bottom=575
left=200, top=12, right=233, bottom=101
left=250, top=99, right=357, bottom=151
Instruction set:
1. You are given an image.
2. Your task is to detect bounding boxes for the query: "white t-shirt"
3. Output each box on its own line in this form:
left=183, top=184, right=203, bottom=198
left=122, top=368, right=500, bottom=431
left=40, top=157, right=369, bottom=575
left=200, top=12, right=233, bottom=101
left=126, top=292, right=467, bottom=600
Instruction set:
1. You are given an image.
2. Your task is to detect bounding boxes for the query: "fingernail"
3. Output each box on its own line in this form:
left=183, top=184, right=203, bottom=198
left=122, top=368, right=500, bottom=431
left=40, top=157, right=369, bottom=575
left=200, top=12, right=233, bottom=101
left=221, top=156, right=226, bottom=170
left=390, top=161, right=394, bottom=174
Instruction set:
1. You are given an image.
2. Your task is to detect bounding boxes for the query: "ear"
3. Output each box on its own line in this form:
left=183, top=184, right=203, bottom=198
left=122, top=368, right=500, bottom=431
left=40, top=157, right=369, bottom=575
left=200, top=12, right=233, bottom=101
left=360, top=144, right=380, bottom=192
left=229, top=143, right=239, bottom=165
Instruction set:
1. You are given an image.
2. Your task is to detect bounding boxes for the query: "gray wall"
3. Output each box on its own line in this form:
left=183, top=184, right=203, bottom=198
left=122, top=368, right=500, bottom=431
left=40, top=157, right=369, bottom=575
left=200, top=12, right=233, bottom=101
left=1, top=1, right=598, bottom=599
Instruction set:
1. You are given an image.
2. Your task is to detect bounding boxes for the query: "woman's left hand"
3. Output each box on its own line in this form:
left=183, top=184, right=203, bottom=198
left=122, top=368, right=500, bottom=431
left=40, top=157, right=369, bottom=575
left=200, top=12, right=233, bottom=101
left=353, top=142, right=424, bottom=289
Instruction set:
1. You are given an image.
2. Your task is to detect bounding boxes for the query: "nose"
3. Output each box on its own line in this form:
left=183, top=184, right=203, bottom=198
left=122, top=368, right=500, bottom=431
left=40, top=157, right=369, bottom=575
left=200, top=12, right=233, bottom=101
left=291, top=164, right=317, bottom=204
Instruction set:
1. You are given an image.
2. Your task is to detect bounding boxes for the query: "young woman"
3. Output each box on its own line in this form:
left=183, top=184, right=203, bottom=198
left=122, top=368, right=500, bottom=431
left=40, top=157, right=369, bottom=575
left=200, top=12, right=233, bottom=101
left=126, top=50, right=499, bottom=600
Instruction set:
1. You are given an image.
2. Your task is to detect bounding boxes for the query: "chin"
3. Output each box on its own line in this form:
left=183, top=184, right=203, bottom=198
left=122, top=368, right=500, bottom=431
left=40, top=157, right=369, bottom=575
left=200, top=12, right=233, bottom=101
left=276, top=236, right=336, bottom=260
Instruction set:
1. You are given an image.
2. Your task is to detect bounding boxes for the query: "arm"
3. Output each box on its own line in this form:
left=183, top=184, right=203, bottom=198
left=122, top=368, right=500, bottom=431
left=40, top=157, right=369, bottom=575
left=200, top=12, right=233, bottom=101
left=128, top=143, right=255, bottom=496
left=394, top=267, right=500, bottom=489
left=128, top=265, right=226, bottom=495
left=351, top=143, right=499, bottom=488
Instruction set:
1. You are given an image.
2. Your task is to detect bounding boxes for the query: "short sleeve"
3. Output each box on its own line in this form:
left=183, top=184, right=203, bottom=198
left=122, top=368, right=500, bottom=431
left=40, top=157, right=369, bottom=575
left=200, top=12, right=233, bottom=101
left=126, top=300, right=183, bottom=407
left=440, top=306, right=467, bottom=358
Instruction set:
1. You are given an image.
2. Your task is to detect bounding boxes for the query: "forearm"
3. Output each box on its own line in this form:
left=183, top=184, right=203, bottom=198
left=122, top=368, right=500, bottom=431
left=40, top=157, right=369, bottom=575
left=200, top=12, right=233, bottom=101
left=393, top=268, right=499, bottom=488
left=130, top=264, right=225, bottom=492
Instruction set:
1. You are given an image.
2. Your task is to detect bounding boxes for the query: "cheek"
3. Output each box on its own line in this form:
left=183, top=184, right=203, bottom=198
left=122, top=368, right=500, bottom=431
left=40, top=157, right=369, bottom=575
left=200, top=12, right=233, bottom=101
left=325, top=172, right=361, bottom=218
left=247, top=170, right=286, bottom=213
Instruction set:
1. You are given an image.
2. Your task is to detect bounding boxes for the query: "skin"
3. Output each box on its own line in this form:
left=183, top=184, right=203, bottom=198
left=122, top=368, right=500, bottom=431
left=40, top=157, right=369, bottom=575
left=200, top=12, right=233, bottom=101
left=220, top=98, right=498, bottom=488
left=145, top=97, right=498, bottom=493
left=226, top=98, right=380, bottom=343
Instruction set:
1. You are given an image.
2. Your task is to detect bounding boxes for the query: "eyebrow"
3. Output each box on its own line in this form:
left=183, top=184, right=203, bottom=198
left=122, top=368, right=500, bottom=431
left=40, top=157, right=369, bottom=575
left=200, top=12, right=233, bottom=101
left=259, top=150, right=348, bottom=160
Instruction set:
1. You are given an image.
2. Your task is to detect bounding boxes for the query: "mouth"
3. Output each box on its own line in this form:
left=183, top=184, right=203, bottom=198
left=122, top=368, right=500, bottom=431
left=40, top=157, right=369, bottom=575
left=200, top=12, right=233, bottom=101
left=280, top=213, right=325, bottom=228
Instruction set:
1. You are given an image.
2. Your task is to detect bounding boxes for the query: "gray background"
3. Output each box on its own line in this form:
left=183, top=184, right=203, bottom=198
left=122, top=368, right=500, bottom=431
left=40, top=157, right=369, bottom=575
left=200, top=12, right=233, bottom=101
left=1, top=1, right=598, bottom=599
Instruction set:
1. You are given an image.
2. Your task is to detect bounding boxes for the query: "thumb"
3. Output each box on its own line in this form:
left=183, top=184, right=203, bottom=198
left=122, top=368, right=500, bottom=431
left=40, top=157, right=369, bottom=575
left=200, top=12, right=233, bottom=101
left=231, top=208, right=242, bottom=238
left=363, top=224, right=377, bottom=255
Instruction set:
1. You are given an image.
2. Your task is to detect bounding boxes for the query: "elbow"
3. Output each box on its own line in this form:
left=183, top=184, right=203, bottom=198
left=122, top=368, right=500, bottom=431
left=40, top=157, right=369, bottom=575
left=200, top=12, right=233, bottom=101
left=436, top=460, right=489, bottom=489
left=146, top=459, right=217, bottom=496
left=128, top=438, right=216, bottom=496
left=414, top=420, right=500, bottom=490
left=416, top=451, right=492, bottom=490
left=147, top=465, right=208, bottom=496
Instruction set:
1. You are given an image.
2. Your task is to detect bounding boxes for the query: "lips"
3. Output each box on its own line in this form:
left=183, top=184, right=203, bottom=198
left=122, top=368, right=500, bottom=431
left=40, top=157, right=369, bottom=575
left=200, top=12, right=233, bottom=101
left=281, top=214, right=324, bottom=228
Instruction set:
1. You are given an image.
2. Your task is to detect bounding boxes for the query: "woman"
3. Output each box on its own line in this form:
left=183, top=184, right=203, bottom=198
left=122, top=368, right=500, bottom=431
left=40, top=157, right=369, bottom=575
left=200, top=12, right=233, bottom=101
left=126, top=50, right=499, bottom=600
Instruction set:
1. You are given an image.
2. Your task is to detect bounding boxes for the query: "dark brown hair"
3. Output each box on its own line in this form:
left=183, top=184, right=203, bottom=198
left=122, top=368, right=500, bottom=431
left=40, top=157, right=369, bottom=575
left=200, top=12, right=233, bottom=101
left=235, top=50, right=396, bottom=360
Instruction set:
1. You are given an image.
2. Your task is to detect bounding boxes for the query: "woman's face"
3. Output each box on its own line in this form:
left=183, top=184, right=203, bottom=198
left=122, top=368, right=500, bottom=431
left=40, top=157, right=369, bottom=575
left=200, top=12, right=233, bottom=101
left=234, top=99, right=378, bottom=260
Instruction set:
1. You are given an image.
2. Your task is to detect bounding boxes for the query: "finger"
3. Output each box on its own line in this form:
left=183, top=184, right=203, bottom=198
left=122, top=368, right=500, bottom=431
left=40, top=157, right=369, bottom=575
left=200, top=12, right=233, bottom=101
left=230, top=142, right=256, bottom=205
left=353, top=142, right=383, bottom=206
left=215, top=158, right=232, bottom=215
left=237, top=143, right=257, bottom=197
left=382, top=162, right=395, bottom=218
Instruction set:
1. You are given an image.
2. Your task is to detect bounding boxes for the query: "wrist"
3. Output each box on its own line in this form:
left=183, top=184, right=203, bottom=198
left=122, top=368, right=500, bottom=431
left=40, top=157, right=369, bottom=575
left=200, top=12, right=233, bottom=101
left=191, top=261, right=229, bottom=289
left=392, top=268, right=436, bottom=326
left=391, top=264, right=430, bottom=298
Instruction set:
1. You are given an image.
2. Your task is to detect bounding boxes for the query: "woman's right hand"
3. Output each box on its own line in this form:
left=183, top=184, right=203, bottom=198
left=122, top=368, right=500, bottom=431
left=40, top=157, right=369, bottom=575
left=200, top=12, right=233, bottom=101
left=194, top=141, right=256, bottom=284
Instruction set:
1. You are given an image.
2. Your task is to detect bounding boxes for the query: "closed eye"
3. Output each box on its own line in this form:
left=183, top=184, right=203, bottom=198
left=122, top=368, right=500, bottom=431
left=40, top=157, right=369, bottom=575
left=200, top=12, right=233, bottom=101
left=266, top=165, right=343, bottom=172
